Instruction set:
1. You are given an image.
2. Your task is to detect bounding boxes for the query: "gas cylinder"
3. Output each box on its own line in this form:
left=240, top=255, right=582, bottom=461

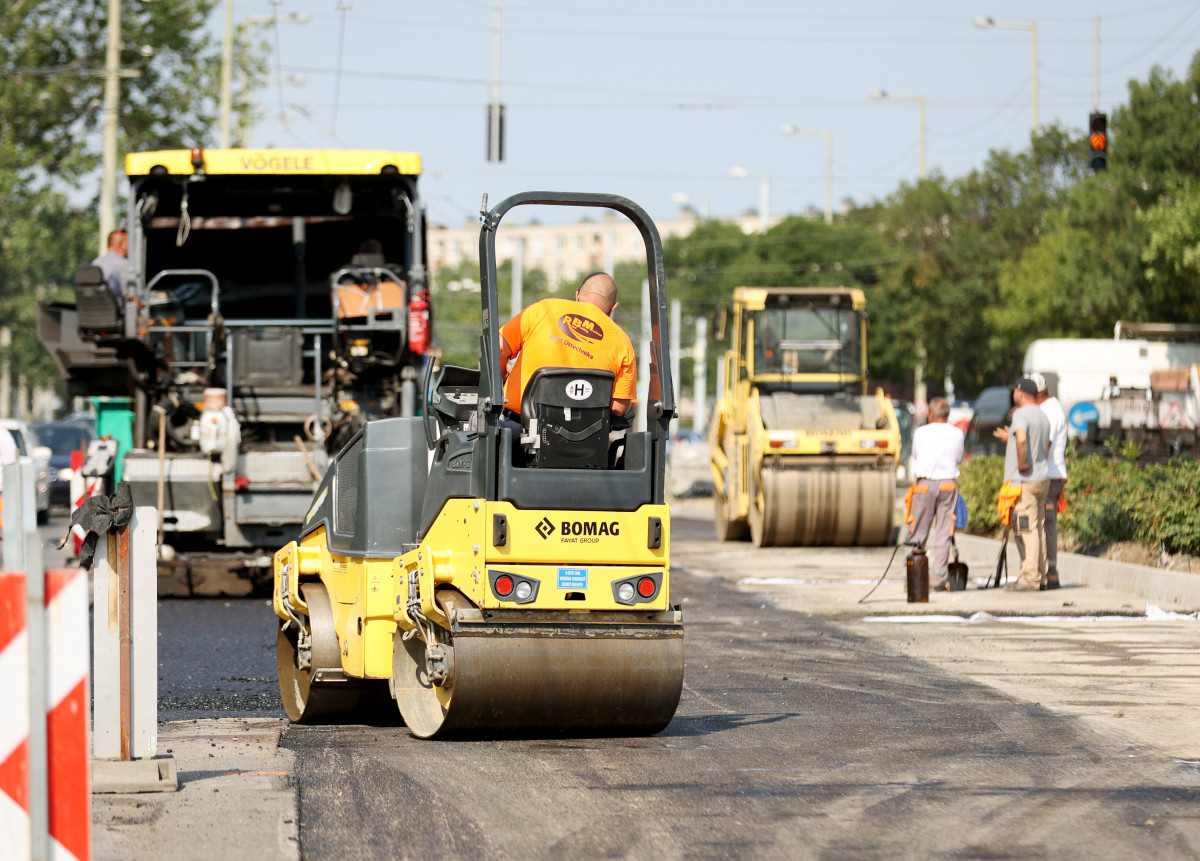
left=906, top=548, right=929, bottom=603
left=407, top=290, right=429, bottom=355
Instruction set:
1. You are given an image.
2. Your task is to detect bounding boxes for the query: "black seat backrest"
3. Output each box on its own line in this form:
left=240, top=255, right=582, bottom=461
left=519, top=367, right=614, bottom=469
left=73, top=265, right=122, bottom=338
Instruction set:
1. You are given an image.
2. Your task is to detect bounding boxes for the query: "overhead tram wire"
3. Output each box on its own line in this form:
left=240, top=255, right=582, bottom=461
left=327, top=1, right=350, bottom=139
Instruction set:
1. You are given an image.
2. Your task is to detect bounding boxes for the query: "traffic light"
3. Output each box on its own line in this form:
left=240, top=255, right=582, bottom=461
left=487, top=103, right=506, bottom=163
left=1089, top=112, right=1108, bottom=173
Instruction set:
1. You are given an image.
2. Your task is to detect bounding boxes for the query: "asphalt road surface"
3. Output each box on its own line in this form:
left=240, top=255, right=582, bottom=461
left=136, top=510, right=1200, bottom=860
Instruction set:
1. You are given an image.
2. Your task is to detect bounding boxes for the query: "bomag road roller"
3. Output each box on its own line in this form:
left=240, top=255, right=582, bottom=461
left=709, top=287, right=900, bottom=547
left=273, top=192, right=684, bottom=738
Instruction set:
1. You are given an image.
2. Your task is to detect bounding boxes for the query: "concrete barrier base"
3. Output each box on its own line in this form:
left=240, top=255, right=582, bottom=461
left=92, top=755, right=179, bottom=794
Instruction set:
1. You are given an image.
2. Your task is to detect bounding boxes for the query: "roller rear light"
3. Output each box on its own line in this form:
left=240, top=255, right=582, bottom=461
left=612, top=572, right=663, bottom=605
left=488, top=570, right=539, bottom=604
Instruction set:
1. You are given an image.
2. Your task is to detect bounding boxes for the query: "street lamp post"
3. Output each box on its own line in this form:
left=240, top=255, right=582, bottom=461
left=219, top=3, right=310, bottom=149
left=780, top=124, right=833, bottom=225
left=728, top=167, right=770, bottom=233
left=975, top=16, right=1038, bottom=135
left=869, top=90, right=926, bottom=180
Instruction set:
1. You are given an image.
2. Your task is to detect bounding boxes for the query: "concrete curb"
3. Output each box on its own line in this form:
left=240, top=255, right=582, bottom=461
left=954, top=533, right=1200, bottom=609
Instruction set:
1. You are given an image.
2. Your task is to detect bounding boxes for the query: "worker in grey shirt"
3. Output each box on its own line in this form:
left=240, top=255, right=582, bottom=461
left=994, top=377, right=1052, bottom=591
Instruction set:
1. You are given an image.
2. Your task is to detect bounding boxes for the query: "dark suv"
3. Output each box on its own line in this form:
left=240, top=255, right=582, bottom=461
left=964, top=386, right=1013, bottom=458
left=31, top=421, right=93, bottom=507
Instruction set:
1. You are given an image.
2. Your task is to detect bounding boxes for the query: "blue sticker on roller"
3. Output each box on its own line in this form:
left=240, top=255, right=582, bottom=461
left=558, top=567, right=588, bottom=589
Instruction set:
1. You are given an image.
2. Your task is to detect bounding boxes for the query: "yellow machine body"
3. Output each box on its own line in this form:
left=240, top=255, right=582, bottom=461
left=273, top=501, right=672, bottom=683
left=710, top=287, right=901, bottom=546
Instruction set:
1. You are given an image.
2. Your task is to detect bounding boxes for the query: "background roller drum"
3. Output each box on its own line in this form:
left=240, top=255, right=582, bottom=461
left=750, top=466, right=895, bottom=547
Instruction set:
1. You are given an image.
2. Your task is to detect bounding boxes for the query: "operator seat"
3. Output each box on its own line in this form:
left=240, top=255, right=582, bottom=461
left=73, top=264, right=123, bottom=340
left=519, top=367, right=614, bottom=469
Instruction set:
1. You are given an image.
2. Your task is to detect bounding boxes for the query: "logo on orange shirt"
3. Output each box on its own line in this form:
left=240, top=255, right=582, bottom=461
left=558, top=313, right=604, bottom=343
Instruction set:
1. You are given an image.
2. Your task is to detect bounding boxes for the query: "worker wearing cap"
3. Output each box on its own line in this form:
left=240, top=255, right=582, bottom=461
left=1028, top=372, right=1067, bottom=589
left=906, top=396, right=964, bottom=590
left=994, top=378, right=1052, bottom=591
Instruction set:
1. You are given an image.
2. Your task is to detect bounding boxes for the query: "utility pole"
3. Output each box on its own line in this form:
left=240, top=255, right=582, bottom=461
left=692, top=317, right=708, bottom=435
left=99, top=0, right=122, bottom=251
left=218, top=0, right=234, bottom=148
left=487, top=5, right=504, bottom=162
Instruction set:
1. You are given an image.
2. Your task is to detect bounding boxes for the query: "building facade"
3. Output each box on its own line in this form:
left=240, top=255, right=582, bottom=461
left=427, top=210, right=779, bottom=291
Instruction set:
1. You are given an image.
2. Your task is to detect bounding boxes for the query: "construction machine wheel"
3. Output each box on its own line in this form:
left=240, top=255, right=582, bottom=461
left=713, top=489, right=749, bottom=541
left=277, top=582, right=390, bottom=723
left=392, top=590, right=685, bottom=739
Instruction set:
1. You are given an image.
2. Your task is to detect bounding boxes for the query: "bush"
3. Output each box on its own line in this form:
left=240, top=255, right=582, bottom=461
left=1129, top=458, right=1200, bottom=555
left=957, top=455, right=1004, bottom=535
left=1060, top=450, right=1138, bottom=548
left=960, top=446, right=1200, bottom=557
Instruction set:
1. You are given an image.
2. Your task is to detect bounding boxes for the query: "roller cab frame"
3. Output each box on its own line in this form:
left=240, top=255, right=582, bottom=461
left=709, top=287, right=901, bottom=547
left=274, top=192, right=684, bottom=738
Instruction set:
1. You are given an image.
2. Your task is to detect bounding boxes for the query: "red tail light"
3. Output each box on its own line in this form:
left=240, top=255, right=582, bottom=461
left=637, top=577, right=656, bottom=598
left=494, top=575, right=514, bottom=597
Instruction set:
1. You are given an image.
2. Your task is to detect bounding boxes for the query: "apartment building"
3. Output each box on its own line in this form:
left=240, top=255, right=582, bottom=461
left=427, top=209, right=778, bottom=290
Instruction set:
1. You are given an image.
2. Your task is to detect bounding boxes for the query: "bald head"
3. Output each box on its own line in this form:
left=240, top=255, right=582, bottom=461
left=576, top=272, right=618, bottom=315
left=928, top=397, right=950, bottom=422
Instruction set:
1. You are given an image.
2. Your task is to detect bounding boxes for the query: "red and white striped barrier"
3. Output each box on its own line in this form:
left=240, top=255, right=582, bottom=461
left=0, top=568, right=91, bottom=861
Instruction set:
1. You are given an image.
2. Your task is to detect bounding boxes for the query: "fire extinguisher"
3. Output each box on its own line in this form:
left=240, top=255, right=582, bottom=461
left=407, top=289, right=429, bottom=355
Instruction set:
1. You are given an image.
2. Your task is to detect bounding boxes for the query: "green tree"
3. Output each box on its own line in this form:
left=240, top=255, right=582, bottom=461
left=0, top=1, right=267, bottom=404
left=873, top=125, right=1083, bottom=395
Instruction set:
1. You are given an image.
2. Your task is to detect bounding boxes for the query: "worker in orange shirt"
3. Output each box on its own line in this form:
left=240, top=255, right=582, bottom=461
left=498, top=271, right=637, bottom=422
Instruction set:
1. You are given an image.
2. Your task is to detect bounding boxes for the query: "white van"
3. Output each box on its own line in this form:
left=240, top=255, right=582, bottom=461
left=1023, top=338, right=1200, bottom=435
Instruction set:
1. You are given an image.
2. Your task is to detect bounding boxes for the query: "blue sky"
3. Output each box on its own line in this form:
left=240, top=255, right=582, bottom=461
left=225, top=0, right=1200, bottom=227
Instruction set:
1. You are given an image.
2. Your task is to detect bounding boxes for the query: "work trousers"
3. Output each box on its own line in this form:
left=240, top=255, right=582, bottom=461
left=1044, top=478, right=1066, bottom=571
left=907, top=479, right=957, bottom=585
left=1013, top=479, right=1050, bottom=589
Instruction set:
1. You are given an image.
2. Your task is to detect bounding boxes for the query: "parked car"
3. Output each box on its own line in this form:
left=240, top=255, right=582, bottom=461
left=964, top=386, right=1013, bottom=458
left=891, top=400, right=915, bottom=485
left=31, top=421, right=93, bottom=508
left=0, top=419, right=52, bottom=524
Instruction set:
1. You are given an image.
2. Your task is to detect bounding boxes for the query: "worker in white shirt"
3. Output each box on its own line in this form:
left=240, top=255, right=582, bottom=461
left=1028, top=372, right=1067, bottom=589
left=906, top=397, right=965, bottom=590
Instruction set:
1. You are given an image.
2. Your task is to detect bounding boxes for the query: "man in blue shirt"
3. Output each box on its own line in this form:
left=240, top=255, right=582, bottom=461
left=92, top=229, right=129, bottom=307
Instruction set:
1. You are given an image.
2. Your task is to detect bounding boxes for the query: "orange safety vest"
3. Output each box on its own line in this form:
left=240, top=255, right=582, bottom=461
left=997, top=480, right=1022, bottom=526
left=903, top=482, right=926, bottom=525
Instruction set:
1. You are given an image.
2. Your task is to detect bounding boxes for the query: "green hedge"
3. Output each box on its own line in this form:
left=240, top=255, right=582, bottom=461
left=958, top=450, right=1200, bottom=556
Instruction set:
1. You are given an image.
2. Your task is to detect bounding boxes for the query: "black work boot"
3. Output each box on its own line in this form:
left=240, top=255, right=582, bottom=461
left=1042, top=567, right=1061, bottom=590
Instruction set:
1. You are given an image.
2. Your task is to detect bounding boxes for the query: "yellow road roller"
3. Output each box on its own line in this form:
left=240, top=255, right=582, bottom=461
left=273, top=192, right=683, bottom=737
left=709, top=287, right=900, bottom=547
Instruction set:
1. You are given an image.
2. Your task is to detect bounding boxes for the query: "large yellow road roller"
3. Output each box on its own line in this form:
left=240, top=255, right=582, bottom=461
left=709, top=287, right=900, bottom=547
left=273, top=192, right=683, bottom=737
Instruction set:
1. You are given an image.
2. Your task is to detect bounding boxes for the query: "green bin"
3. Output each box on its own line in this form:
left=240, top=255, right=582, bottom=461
left=93, top=397, right=134, bottom=484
